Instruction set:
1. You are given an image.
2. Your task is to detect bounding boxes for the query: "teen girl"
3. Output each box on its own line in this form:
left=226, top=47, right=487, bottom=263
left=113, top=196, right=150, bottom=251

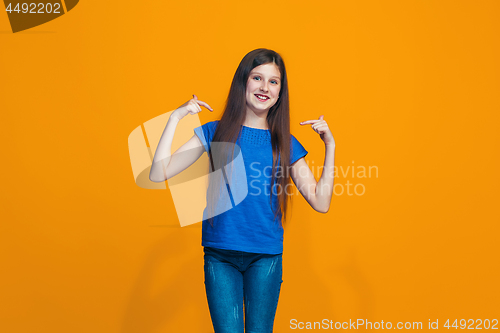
left=150, top=48, right=335, bottom=332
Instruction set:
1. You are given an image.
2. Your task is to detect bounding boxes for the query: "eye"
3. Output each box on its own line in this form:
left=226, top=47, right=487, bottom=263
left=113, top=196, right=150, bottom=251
left=253, top=76, right=261, bottom=81
left=271, top=80, right=279, bottom=85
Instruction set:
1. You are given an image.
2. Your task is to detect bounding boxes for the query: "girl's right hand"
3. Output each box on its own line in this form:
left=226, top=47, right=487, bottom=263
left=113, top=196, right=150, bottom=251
left=172, top=94, right=213, bottom=120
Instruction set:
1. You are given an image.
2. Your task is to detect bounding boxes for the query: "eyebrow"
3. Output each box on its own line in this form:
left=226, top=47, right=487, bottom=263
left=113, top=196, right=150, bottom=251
left=251, top=72, right=281, bottom=80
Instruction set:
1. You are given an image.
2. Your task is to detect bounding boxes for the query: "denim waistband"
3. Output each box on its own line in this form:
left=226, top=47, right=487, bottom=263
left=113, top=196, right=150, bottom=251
left=204, top=246, right=282, bottom=256
left=203, top=246, right=282, bottom=273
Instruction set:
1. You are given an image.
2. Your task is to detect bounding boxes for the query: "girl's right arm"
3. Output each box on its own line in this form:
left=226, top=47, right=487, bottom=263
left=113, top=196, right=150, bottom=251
left=149, top=95, right=213, bottom=183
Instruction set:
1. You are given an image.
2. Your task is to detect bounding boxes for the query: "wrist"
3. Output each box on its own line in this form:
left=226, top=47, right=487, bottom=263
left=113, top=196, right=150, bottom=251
left=170, top=110, right=182, bottom=122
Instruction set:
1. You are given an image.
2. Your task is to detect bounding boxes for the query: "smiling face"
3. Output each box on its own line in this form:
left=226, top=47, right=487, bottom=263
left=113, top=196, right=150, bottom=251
left=245, top=63, right=282, bottom=115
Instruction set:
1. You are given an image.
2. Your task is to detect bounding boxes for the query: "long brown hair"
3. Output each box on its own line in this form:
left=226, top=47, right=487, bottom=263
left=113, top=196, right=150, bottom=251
left=206, top=48, right=292, bottom=228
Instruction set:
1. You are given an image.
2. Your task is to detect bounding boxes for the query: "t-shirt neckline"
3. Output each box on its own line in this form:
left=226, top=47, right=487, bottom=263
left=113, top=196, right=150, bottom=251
left=241, top=125, right=270, bottom=131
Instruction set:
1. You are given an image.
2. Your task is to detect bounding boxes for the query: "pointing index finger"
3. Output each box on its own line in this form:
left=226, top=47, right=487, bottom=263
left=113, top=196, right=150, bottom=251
left=195, top=100, right=214, bottom=111
left=300, top=119, right=321, bottom=125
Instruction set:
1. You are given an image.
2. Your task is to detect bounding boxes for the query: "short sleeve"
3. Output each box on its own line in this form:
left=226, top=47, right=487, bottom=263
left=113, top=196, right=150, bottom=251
left=194, top=121, right=219, bottom=153
left=290, top=134, right=308, bottom=165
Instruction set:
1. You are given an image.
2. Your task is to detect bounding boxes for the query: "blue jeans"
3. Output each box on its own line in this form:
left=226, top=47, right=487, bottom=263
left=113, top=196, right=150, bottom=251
left=203, top=246, right=283, bottom=333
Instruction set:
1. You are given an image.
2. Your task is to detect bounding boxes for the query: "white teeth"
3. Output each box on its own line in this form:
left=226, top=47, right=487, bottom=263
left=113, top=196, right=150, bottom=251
left=256, top=95, right=269, bottom=100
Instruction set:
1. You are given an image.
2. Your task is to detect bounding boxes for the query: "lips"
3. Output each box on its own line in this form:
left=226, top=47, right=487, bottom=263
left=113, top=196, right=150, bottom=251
left=255, top=94, right=270, bottom=101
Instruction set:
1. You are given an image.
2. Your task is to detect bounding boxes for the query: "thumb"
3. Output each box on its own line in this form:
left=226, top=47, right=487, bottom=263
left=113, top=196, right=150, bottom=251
left=319, top=115, right=324, bottom=120
left=193, top=94, right=198, bottom=100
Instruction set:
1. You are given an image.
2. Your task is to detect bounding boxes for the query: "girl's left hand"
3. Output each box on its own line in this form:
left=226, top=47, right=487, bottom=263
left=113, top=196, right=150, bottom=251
left=300, top=115, right=335, bottom=146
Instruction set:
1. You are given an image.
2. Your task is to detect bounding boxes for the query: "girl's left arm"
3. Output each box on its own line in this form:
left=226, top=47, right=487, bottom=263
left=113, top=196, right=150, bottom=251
left=290, top=115, right=336, bottom=213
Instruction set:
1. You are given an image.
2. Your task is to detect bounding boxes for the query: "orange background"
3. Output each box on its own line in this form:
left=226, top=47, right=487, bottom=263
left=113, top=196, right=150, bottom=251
left=1, top=0, right=499, bottom=332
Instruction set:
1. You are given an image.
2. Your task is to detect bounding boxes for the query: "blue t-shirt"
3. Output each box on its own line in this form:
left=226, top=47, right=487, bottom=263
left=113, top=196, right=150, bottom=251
left=194, top=120, right=308, bottom=254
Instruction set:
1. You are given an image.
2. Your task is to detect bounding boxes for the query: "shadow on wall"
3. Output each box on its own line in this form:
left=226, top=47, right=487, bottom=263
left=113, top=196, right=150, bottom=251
left=120, top=227, right=212, bottom=332
left=119, top=209, right=373, bottom=331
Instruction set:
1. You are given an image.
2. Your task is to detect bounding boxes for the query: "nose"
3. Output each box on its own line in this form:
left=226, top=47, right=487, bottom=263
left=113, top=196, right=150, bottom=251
left=260, top=83, right=269, bottom=92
